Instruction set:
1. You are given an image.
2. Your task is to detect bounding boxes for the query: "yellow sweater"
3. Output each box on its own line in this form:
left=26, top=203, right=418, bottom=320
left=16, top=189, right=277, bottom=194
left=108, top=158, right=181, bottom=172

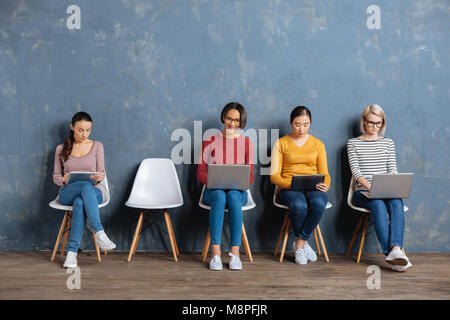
left=270, top=134, right=331, bottom=190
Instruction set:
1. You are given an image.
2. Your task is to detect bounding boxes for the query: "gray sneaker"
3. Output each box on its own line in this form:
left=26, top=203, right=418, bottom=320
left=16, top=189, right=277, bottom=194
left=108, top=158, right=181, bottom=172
left=209, top=255, right=223, bottom=271
left=229, top=253, right=242, bottom=270
left=304, top=242, right=318, bottom=262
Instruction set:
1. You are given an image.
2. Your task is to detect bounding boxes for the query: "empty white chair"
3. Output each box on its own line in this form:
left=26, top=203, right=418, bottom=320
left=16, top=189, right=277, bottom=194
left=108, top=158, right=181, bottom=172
left=198, top=184, right=255, bottom=262
left=272, top=186, right=331, bottom=263
left=126, top=158, right=183, bottom=262
left=49, top=174, right=111, bottom=263
left=346, top=176, right=408, bottom=263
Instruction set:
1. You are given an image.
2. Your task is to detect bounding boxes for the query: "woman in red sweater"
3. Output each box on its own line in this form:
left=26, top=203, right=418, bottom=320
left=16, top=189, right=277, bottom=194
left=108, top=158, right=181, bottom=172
left=197, top=102, right=254, bottom=271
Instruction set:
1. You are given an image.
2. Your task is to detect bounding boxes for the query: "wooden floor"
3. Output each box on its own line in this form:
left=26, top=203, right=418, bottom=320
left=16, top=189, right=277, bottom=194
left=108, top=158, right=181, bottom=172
left=0, top=251, right=449, bottom=300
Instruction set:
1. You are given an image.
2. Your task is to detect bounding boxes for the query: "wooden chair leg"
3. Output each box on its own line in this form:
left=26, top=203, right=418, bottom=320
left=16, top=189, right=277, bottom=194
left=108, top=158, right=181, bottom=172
left=356, top=216, right=369, bottom=263
left=279, top=219, right=290, bottom=262
left=241, top=222, right=253, bottom=262
left=164, top=210, right=178, bottom=262
left=313, top=228, right=321, bottom=256
left=60, top=212, right=72, bottom=255
left=133, top=213, right=144, bottom=256
left=167, top=212, right=179, bottom=256
left=127, top=211, right=144, bottom=262
left=51, top=211, right=69, bottom=261
left=201, top=229, right=211, bottom=262
left=274, top=214, right=289, bottom=256
left=316, top=225, right=329, bottom=263
left=92, top=232, right=101, bottom=262
left=346, top=216, right=364, bottom=256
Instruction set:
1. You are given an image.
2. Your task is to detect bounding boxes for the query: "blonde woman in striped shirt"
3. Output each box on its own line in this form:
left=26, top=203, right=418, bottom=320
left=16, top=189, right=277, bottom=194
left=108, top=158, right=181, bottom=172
left=347, top=104, right=412, bottom=272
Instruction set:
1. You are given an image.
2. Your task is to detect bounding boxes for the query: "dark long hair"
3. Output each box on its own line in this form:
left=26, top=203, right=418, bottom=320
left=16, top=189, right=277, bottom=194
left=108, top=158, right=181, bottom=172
left=290, top=106, right=312, bottom=123
left=220, top=102, right=247, bottom=129
left=62, top=112, right=93, bottom=162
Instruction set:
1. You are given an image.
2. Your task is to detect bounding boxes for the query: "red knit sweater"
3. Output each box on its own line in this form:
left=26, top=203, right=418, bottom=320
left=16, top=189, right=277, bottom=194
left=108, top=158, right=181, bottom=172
left=196, top=133, right=255, bottom=186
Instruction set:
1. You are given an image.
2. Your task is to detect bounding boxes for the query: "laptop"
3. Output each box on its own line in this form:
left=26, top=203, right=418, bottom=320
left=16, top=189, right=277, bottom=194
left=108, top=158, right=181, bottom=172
left=67, top=171, right=100, bottom=185
left=290, top=174, right=325, bottom=192
left=207, top=164, right=250, bottom=190
left=361, top=173, right=414, bottom=199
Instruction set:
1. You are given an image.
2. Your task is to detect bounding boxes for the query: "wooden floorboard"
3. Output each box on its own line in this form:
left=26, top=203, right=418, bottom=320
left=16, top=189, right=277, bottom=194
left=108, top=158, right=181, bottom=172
left=0, top=251, right=449, bottom=300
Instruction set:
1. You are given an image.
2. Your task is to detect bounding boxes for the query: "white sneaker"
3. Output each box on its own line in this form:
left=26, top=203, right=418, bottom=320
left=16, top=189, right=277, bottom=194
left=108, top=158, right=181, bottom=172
left=209, top=255, right=223, bottom=271
left=95, top=230, right=116, bottom=251
left=229, top=253, right=242, bottom=270
left=63, top=251, right=77, bottom=268
left=294, top=246, right=307, bottom=265
left=292, top=241, right=315, bottom=263
left=385, top=247, right=409, bottom=266
left=304, top=242, right=317, bottom=262
left=392, top=261, right=413, bottom=272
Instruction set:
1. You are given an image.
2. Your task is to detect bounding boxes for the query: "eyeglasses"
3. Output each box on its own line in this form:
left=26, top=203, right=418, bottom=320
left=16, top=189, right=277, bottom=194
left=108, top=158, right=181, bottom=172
left=225, top=116, right=240, bottom=124
left=364, top=118, right=383, bottom=128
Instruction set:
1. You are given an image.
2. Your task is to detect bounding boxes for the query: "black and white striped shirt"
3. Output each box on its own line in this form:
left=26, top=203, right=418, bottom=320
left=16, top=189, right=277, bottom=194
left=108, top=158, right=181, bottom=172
left=347, top=137, right=398, bottom=191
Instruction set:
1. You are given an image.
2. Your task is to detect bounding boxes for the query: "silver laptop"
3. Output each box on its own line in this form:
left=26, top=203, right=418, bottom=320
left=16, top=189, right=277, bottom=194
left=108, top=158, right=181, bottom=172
left=361, top=173, right=414, bottom=199
left=207, top=164, right=250, bottom=190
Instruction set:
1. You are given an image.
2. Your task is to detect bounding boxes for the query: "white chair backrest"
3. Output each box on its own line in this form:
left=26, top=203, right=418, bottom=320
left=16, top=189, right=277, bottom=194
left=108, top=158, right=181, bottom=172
left=347, top=175, right=370, bottom=212
left=98, top=173, right=110, bottom=207
left=126, top=158, right=184, bottom=209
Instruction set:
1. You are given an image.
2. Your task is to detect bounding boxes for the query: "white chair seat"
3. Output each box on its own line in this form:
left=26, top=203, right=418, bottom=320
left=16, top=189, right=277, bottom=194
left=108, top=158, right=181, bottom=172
left=49, top=175, right=111, bottom=211
left=272, top=186, right=332, bottom=210
left=125, top=158, right=183, bottom=209
left=198, top=185, right=255, bottom=211
left=347, top=176, right=408, bottom=213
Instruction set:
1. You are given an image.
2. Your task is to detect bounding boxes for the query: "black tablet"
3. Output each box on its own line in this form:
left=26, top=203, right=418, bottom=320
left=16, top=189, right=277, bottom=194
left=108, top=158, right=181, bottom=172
left=290, top=174, right=325, bottom=192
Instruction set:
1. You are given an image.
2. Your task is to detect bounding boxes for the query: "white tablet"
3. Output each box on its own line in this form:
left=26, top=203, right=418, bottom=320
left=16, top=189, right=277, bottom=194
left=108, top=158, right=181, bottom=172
left=67, top=171, right=100, bottom=185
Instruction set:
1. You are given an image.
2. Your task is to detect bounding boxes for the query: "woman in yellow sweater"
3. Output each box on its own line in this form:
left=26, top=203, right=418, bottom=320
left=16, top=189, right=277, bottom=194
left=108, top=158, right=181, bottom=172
left=270, top=106, right=331, bottom=265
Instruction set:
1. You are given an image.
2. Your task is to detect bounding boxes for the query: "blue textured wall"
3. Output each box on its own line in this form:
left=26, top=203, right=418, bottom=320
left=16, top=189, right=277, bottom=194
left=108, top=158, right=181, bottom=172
left=0, top=0, right=448, bottom=252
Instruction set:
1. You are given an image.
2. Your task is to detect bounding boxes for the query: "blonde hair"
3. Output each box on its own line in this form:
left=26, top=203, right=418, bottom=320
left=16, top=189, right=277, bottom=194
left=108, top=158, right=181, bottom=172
left=360, top=104, right=386, bottom=135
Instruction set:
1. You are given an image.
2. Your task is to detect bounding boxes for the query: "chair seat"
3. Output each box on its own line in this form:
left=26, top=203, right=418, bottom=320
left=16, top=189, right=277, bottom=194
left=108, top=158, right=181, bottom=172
left=198, top=186, right=256, bottom=212
left=49, top=195, right=110, bottom=211
left=49, top=175, right=111, bottom=211
left=125, top=201, right=183, bottom=209
left=349, top=201, right=409, bottom=213
left=272, top=188, right=332, bottom=210
left=274, top=200, right=332, bottom=210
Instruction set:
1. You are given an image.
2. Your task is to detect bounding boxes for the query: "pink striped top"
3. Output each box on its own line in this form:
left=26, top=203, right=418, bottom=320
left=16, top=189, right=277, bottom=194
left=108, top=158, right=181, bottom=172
left=53, top=140, right=107, bottom=199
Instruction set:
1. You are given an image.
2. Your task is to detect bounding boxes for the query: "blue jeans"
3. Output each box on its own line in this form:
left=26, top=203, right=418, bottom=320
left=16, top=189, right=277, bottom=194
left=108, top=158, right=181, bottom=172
left=352, top=191, right=405, bottom=255
left=278, top=190, right=328, bottom=241
left=203, top=188, right=248, bottom=246
left=59, top=181, right=103, bottom=253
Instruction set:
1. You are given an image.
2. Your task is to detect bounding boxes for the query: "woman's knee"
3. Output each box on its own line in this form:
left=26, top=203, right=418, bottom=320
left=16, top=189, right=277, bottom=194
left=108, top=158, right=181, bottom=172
left=80, top=181, right=94, bottom=193
left=226, top=190, right=242, bottom=203
left=72, top=196, right=84, bottom=209
left=211, top=189, right=226, bottom=202
left=290, top=199, right=307, bottom=213
left=309, top=196, right=327, bottom=210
